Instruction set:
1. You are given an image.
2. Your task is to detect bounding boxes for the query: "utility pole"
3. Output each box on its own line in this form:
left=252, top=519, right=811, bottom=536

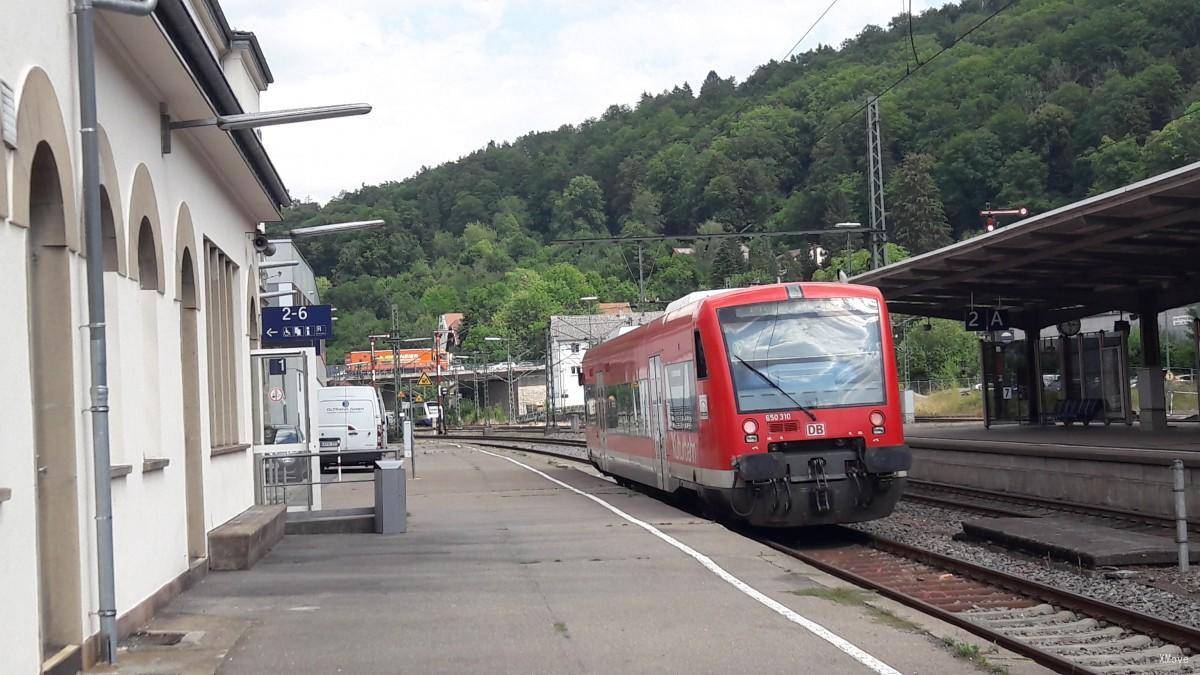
left=636, top=242, right=646, bottom=306
left=545, top=326, right=554, bottom=432
left=507, top=347, right=515, bottom=424
left=390, top=306, right=400, bottom=434
left=866, top=95, right=888, bottom=269
left=433, top=329, right=446, bottom=435
left=482, top=358, right=491, bottom=429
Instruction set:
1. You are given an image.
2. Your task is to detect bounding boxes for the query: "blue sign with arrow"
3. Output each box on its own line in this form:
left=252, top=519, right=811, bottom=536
left=262, top=305, right=333, bottom=343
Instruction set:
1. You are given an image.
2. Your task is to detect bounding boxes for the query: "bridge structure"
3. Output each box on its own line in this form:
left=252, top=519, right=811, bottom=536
left=328, top=360, right=548, bottom=422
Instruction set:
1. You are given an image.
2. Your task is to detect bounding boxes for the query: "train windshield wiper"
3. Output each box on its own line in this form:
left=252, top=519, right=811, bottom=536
left=733, top=355, right=817, bottom=421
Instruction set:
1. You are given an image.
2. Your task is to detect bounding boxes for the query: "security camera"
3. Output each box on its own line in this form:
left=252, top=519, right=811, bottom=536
left=252, top=233, right=276, bottom=257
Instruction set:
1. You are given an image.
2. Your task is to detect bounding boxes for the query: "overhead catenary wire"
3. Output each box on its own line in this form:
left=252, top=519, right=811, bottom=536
left=781, top=0, right=843, bottom=62
left=811, top=0, right=1017, bottom=149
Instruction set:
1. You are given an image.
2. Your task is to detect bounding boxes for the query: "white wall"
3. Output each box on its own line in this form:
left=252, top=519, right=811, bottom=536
left=552, top=340, right=587, bottom=408
left=1, top=2, right=269, bottom=669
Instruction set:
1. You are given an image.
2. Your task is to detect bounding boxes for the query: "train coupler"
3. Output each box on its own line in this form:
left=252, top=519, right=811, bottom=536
left=808, top=457, right=831, bottom=513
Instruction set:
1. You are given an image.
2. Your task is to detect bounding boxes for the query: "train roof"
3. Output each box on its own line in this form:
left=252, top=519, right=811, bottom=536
left=582, top=282, right=885, bottom=369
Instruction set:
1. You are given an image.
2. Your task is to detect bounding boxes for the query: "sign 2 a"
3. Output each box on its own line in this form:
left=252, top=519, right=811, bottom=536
left=964, top=308, right=1010, bottom=332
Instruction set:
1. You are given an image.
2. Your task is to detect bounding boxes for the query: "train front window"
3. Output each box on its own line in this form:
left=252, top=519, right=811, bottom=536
left=718, top=297, right=885, bottom=411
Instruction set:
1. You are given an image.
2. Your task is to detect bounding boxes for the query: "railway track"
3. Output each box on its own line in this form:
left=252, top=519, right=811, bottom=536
left=430, top=433, right=1200, bottom=673
left=768, top=531, right=1200, bottom=674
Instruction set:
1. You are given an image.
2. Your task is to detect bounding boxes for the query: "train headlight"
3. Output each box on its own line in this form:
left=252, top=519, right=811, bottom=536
left=742, top=419, right=758, bottom=435
left=869, top=410, right=886, bottom=427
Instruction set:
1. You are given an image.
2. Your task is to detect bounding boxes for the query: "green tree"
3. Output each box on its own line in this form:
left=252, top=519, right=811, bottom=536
left=1084, top=135, right=1146, bottom=195
left=649, top=252, right=700, bottom=300
left=886, top=154, right=951, bottom=255
left=710, top=238, right=747, bottom=287
left=552, top=175, right=607, bottom=237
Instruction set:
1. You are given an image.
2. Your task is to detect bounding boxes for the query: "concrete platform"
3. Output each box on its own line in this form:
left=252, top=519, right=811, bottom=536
left=109, top=442, right=1046, bottom=674
left=906, top=422, right=1200, bottom=462
left=903, top=422, right=1200, bottom=521
left=961, top=517, right=1198, bottom=567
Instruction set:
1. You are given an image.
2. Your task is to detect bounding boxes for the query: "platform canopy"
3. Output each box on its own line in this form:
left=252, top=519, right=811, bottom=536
left=854, top=160, right=1200, bottom=328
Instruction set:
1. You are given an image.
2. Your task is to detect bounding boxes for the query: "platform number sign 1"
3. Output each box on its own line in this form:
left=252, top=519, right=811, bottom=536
left=964, top=308, right=1010, bottom=332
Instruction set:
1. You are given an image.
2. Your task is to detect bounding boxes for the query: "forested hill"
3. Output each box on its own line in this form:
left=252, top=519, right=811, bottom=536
left=279, top=0, right=1200, bottom=367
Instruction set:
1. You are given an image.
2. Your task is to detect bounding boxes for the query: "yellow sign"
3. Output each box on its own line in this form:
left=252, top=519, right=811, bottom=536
left=414, top=394, right=424, bottom=402
left=417, top=372, right=433, bottom=386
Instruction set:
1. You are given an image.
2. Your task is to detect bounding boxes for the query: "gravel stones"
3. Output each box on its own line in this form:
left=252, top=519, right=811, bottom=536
left=853, top=501, right=1200, bottom=630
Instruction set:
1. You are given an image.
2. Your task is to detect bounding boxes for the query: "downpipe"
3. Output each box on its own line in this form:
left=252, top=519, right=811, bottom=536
left=73, top=0, right=156, bottom=664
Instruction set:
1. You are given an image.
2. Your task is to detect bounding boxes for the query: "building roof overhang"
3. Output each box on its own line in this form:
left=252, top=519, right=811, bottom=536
left=852, top=160, right=1200, bottom=327
left=99, top=1, right=288, bottom=221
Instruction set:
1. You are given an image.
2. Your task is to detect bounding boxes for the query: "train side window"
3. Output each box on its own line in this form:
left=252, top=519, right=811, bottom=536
left=639, top=379, right=650, bottom=436
left=665, top=361, right=697, bottom=430
left=607, top=381, right=646, bottom=435
left=604, top=385, right=619, bottom=430
left=694, top=331, right=708, bottom=379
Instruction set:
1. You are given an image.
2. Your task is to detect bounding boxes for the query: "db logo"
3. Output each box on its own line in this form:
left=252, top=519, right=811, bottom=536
left=806, top=423, right=826, bottom=437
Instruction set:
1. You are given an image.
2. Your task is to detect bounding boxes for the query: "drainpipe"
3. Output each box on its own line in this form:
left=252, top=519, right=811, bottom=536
left=74, top=0, right=158, bottom=664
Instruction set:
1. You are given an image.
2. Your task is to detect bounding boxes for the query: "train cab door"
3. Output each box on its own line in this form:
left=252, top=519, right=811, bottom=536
left=647, top=355, right=669, bottom=490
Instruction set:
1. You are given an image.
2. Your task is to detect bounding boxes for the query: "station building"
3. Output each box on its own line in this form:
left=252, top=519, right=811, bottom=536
left=1, top=2, right=293, bottom=671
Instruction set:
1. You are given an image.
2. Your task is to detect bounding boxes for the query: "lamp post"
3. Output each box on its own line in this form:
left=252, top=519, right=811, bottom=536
left=485, top=337, right=538, bottom=425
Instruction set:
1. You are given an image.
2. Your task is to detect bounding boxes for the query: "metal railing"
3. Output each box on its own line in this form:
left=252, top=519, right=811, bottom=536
left=254, top=448, right=400, bottom=510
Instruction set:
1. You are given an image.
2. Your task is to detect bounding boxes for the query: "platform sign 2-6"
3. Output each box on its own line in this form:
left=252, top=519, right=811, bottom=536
left=262, top=304, right=333, bottom=342
left=964, top=308, right=1010, bottom=332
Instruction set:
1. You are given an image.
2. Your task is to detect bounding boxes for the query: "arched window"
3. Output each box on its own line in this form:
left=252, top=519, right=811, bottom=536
left=137, top=217, right=159, bottom=291
left=100, top=187, right=119, bottom=272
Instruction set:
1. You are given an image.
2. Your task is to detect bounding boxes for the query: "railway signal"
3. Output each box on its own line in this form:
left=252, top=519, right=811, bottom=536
left=980, top=203, right=1029, bottom=232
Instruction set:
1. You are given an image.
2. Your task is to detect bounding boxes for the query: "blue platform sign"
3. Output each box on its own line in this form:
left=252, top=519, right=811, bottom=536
left=262, top=305, right=333, bottom=343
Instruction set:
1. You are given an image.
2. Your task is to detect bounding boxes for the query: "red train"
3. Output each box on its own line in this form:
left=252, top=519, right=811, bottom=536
left=581, top=282, right=909, bottom=527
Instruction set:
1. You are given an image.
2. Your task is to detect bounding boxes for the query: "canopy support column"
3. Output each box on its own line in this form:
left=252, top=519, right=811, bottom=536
left=1138, top=296, right=1168, bottom=432
left=1022, top=315, right=1042, bottom=424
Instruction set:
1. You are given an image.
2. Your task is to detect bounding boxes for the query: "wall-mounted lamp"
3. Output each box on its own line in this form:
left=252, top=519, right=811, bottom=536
left=162, top=103, right=371, bottom=153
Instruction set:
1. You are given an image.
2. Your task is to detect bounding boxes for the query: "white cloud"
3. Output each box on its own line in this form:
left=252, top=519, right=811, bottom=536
left=219, top=0, right=951, bottom=203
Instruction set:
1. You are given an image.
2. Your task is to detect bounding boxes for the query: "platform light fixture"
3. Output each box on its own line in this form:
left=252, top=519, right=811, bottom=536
left=162, top=103, right=372, bottom=153
left=259, top=260, right=301, bottom=270
left=288, top=219, right=385, bottom=238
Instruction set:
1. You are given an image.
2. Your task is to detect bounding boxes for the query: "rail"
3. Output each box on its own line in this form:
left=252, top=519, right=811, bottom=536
left=760, top=530, right=1200, bottom=673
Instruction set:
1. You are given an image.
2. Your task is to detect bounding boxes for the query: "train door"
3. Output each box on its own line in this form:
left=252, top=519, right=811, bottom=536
left=594, top=373, right=607, bottom=470
left=647, top=355, right=669, bottom=490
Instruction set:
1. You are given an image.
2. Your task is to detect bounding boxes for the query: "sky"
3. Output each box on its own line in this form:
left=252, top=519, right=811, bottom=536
left=220, top=0, right=952, bottom=204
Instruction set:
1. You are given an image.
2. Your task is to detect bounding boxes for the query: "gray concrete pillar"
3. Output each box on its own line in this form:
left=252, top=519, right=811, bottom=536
left=1139, top=300, right=1168, bottom=432
left=1022, top=316, right=1042, bottom=424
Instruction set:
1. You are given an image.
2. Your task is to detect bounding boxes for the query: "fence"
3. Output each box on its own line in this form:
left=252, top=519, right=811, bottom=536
left=254, top=448, right=401, bottom=512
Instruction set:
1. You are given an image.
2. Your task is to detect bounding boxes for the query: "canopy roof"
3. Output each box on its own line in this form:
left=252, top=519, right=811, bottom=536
left=853, top=160, right=1200, bottom=326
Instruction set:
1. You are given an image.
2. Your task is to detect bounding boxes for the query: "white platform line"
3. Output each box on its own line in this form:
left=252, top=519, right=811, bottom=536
left=471, top=446, right=902, bottom=675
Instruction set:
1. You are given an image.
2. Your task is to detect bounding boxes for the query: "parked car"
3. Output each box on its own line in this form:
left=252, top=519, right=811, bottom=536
left=262, top=424, right=306, bottom=482
left=317, top=386, right=386, bottom=471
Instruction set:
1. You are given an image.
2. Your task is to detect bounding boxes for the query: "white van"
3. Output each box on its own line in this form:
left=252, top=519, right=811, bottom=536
left=318, top=386, right=386, bottom=470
